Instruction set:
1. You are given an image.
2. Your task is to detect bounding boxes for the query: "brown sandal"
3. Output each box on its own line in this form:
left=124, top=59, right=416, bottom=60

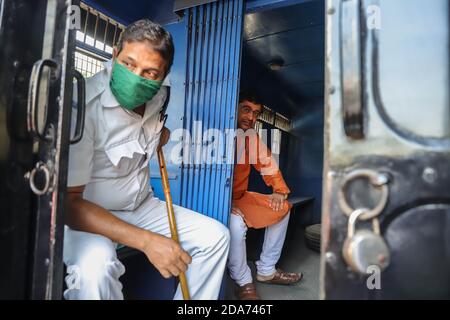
left=256, top=268, right=303, bottom=285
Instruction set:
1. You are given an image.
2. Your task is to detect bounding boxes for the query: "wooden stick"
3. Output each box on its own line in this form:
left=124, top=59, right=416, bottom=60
left=157, top=148, right=190, bottom=300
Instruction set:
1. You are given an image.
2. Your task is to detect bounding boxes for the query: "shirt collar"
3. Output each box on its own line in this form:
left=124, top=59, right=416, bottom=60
left=100, top=60, right=119, bottom=108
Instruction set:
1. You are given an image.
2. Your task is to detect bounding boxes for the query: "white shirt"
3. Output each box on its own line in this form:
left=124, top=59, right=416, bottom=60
left=67, top=61, right=167, bottom=211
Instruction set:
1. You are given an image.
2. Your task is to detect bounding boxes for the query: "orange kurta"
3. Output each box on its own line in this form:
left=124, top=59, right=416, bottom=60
left=232, top=133, right=292, bottom=229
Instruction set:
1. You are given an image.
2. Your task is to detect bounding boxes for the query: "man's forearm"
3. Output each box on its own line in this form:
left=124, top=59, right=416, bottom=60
left=66, top=197, right=153, bottom=251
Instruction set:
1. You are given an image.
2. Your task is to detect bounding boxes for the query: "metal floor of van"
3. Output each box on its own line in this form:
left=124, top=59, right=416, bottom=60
left=225, top=227, right=321, bottom=300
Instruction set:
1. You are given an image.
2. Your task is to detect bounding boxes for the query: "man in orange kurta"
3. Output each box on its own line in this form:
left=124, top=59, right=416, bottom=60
left=228, top=92, right=302, bottom=300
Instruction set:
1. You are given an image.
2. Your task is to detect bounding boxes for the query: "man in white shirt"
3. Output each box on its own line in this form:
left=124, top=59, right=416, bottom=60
left=64, top=19, right=230, bottom=300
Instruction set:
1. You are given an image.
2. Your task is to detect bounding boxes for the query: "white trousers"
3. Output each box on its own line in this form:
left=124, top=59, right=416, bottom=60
left=227, top=211, right=290, bottom=286
left=63, top=195, right=230, bottom=300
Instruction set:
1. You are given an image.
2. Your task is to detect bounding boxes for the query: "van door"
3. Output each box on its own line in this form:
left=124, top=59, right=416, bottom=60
left=0, top=0, right=82, bottom=299
left=322, top=0, right=450, bottom=299
left=175, top=0, right=244, bottom=227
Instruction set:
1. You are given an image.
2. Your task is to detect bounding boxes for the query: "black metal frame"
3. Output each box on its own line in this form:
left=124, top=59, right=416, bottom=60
left=28, top=0, right=78, bottom=300
left=0, top=0, right=78, bottom=299
left=0, top=0, right=49, bottom=300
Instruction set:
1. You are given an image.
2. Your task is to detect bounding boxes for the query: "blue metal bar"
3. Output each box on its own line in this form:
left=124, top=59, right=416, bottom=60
left=208, top=1, right=224, bottom=217
left=216, top=0, right=229, bottom=223
left=179, top=9, right=189, bottom=208
left=192, top=6, right=205, bottom=212
left=217, top=0, right=233, bottom=222
left=182, top=8, right=197, bottom=209
left=224, top=0, right=244, bottom=226
left=191, top=7, right=201, bottom=211
left=201, top=4, right=214, bottom=216
left=209, top=1, right=221, bottom=217
left=197, top=4, right=211, bottom=214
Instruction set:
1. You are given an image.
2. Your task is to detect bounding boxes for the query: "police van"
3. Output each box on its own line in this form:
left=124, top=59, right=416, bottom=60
left=0, top=0, right=449, bottom=300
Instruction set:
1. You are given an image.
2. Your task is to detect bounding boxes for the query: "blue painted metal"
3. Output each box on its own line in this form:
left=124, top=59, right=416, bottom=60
left=244, top=0, right=323, bottom=40
left=245, top=0, right=315, bottom=13
left=180, top=0, right=244, bottom=226
left=149, top=19, right=189, bottom=206
left=245, top=26, right=324, bottom=64
left=287, top=99, right=324, bottom=223
left=241, top=0, right=325, bottom=116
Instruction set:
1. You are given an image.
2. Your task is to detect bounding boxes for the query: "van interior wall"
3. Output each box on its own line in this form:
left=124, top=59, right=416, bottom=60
left=286, top=98, right=324, bottom=224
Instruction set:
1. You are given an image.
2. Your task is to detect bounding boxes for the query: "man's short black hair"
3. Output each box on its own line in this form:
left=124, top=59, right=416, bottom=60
left=239, top=91, right=262, bottom=105
left=117, top=19, right=174, bottom=72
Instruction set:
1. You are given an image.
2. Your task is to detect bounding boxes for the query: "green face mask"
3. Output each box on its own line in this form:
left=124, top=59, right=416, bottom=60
left=110, top=60, right=163, bottom=110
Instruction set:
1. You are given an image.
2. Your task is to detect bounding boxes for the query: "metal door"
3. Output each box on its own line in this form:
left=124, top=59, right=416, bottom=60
left=179, top=0, right=244, bottom=227
left=0, top=0, right=83, bottom=299
left=322, top=0, right=450, bottom=299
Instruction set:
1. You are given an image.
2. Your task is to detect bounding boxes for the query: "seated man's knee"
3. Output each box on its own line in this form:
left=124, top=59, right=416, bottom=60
left=212, top=219, right=230, bottom=247
left=66, top=242, right=122, bottom=288
left=229, top=213, right=247, bottom=239
left=198, top=217, right=230, bottom=251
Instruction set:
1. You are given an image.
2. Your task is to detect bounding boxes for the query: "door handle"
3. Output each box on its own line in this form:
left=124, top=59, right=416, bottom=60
left=27, top=59, right=59, bottom=141
left=340, top=0, right=364, bottom=139
left=24, top=161, right=54, bottom=196
left=338, top=169, right=390, bottom=220
left=70, top=69, right=86, bottom=144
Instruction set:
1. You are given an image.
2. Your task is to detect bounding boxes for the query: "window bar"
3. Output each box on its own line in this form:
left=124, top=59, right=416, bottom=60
left=83, top=7, right=89, bottom=43
left=112, top=23, right=118, bottom=48
left=93, top=13, right=99, bottom=49
left=103, top=18, right=108, bottom=52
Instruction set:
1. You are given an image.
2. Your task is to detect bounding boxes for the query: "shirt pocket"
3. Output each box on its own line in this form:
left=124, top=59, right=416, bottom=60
left=104, top=139, right=146, bottom=176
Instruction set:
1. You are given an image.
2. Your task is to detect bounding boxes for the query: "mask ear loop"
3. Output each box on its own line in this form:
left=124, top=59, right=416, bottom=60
left=161, top=114, right=168, bottom=126
left=159, top=86, right=171, bottom=123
